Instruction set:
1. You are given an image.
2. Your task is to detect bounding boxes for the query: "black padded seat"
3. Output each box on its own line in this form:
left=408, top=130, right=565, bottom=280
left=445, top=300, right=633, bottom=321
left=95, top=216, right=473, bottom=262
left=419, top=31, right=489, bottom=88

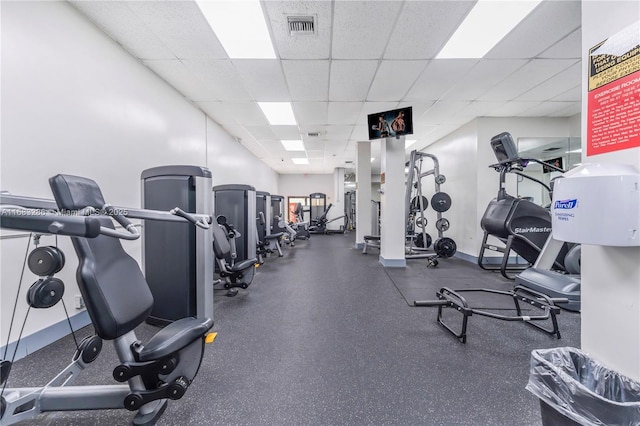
left=138, top=317, right=213, bottom=362
left=231, top=259, right=257, bottom=272
left=364, top=235, right=381, bottom=241
left=264, top=232, right=284, bottom=240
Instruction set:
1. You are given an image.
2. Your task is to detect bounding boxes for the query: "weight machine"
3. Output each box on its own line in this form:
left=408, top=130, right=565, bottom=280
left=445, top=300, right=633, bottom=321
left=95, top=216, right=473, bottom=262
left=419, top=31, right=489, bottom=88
left=0, top=175, right=215, bottom=425
left=404, top=150, right=456, bottom=266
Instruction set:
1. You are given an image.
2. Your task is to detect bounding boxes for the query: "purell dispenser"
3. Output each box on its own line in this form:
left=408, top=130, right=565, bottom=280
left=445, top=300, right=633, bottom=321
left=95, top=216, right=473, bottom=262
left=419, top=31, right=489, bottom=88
left=551, top=163, right=639, bottom=246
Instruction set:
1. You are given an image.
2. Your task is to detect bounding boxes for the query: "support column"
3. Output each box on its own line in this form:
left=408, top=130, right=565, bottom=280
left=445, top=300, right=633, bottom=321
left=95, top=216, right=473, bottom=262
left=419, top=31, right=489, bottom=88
left=379, top=136, right=406, bottom=267
left=328, top=167, right=345, bottom=231
left=355, top=141, right=372, bottom=248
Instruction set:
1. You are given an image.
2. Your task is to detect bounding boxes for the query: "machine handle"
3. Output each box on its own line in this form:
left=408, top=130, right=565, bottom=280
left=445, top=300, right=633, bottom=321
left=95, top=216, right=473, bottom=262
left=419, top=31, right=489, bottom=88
left=171, top=208, right=210, bottom=229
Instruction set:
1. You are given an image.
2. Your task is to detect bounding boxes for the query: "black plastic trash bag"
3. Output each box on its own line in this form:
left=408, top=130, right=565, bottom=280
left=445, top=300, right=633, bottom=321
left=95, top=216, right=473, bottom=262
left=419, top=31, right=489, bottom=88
left=526, top=347, right=640, bottom=426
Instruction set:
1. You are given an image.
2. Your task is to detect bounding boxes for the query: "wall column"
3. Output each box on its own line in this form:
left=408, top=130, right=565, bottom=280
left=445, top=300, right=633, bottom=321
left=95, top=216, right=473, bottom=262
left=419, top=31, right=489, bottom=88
left=328, top=167, right=345, bottom=231
left=355, top=141, right=372, bottom=248
left=379, top=136, right=406, bottom=267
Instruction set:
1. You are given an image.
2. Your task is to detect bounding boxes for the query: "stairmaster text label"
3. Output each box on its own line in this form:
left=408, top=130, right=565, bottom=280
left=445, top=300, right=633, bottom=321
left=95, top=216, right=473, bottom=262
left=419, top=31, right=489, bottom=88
left=554, top=199, right=578, bottom=222
left=513, top=227, right=552, bottom=234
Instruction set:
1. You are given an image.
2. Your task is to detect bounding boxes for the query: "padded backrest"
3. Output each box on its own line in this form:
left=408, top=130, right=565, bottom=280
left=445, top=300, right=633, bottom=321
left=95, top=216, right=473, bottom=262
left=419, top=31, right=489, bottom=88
left=211, top=224, right=231, bottom=260
left=49, top=174, right=153, bottom=340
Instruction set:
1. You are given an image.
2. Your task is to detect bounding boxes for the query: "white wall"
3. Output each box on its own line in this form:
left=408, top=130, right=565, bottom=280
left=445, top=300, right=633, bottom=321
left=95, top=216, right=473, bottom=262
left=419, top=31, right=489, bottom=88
left=0, top=1, right=277, bottom=355
left=580, top=1, right=640, bottom=379
left=278, top=173, right=334, bottom=221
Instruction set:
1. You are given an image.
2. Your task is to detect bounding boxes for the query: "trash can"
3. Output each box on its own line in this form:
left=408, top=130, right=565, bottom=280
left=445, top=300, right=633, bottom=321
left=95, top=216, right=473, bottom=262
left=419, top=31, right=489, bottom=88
left=526, top=347, right=640, bottom=425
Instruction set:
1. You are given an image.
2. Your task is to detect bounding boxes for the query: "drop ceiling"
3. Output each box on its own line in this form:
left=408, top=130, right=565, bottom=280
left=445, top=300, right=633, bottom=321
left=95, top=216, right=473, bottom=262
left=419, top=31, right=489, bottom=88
left=70, top=0, right=582, bottom=174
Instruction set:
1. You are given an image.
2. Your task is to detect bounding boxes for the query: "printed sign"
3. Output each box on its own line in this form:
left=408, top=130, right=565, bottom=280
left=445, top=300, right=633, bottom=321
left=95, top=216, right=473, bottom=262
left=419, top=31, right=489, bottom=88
left=587, top=21, right=640, bottom=156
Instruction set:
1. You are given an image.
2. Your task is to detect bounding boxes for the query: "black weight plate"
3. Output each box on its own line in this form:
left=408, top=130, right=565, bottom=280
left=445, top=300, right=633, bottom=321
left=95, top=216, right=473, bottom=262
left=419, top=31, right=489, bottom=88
left=28, top=246, right=65, bottom=276
left=435, top=174, right=446, bottom=184
left=434, top=237, right=456, bottom=258
left=415, top=217, right=428, bottom=228
left=410, top=196, right=428, bottom=212
left=435, top=218, right=450, bottom=232
left=431, top=192, right=452, bottom=212
left=26, top=277, right=65, bottom=309
left=415, top=233, right=432, bottom=249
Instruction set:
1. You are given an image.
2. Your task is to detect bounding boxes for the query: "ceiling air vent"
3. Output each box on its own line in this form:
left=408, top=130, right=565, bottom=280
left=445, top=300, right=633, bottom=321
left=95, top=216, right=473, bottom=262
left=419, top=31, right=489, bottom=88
left=288, top=16, right=315, bottom=35
left=306, top=131, right=320, bottom=137
left=543, top=147, right=561, bottom=152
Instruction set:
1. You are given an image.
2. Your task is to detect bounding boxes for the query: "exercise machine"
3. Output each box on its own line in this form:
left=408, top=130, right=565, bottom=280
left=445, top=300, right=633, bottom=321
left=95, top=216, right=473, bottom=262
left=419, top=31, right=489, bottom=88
left=478, top=132, right=571, bottom=279
left=212, top=184, right=257, bottom=264
left=212, top=216, right=257, bottom=297
left=308, top=203, right=348, bottom=234
left=255, top=191, right=284, bottom=261
left=140, top=165, right=213, bottom=326
left=0, top=175, right=214, bottom=425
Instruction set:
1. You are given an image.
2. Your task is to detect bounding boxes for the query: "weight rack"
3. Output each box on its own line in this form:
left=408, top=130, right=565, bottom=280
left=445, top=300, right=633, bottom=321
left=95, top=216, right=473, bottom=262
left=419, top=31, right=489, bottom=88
left=404, top=150, right=456, bottom=265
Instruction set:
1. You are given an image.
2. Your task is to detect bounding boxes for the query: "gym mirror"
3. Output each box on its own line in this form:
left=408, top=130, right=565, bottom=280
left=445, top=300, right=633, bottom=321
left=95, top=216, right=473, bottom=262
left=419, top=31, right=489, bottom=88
left=516, top=137, right=582, bottom=207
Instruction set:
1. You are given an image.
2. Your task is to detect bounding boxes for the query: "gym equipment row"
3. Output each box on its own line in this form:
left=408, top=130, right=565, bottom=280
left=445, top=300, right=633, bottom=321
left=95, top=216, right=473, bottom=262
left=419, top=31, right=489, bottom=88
left=0, top=175, right=215, bottom=425
left=404, top=150, right=456, bottom=266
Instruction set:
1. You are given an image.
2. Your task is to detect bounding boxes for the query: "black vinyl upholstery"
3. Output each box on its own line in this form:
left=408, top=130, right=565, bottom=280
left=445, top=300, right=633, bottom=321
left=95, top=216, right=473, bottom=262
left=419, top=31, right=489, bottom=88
left=49, top=174, right=154, bottom=340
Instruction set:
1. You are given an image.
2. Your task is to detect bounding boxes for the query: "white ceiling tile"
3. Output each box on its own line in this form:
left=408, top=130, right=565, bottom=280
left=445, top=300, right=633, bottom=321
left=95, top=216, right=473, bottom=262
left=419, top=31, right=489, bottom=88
left=307, top=149, right=325, bottom=159
left=272, top=125, right=303, bottom=140
left=70, top=1, right=174, bottom=59
left=458, top=101, right=505, bottom=117
left=299, top=124, right=327, bottom=138
left=304, top=141, right=325, bottom=151
left=328, top=102, right=363, bottom=125
left=221, top=102, right=270, bottom=126
left=240, top=139, right=271, bottom=160
left=518, top=101, right=579, bottom=117
left=396, top=102, right=436, bottom=120
left=440, top=59, right=528, bottom=101
left=332, top=1, right=403, bottom=59
left=357, top=102, right=400, bottom=124
left=405, top=59, right=478, bottom=102
left=550, top=103, right=582, bottom=117
left=486, top=0, right=581, bottom=59
left=145, top=60, right=219, bottom=101
left=292, top=102, right=328, bottom=126
left=350, top=125, right=369, bottom=142
left=421, top=101, right=471, bottom=125
left=489, top=101, right=541, bottom=117
left=283, top=60, right=330, bottom=101
left=243, top=126, right=278, bottom=141
left=476, top=59, right=578, bottom=101
left=539, top=29, right=581, bottom=59
left=325, top=125, right=354, bottom=140
left=126, top=1, right=227, bottom=59
left=196, top=101, right=233, bottom=124
left=329, top=60, right=378, bottom=101
left=516, top=62, right=581, bottom=101
left=181, top=59, right=252, bottom=101
left=233, top=59, right=290, bottom=101
left=264, top=1, right=332, bottom=60
left=551, top=86, right=582, bottom=102
left=384, top=1, right=476, bottom=59
left=368, top=61, right=427, bottom=101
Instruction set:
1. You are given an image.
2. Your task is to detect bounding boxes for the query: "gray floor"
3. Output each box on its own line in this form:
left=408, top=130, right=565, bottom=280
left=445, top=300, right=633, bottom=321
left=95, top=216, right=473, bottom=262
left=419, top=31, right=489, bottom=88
left=4, top=233, right=580, bottom=425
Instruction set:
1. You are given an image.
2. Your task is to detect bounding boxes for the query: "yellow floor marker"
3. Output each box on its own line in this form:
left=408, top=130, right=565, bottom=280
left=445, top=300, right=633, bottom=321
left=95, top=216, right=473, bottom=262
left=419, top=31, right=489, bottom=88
left=205, top=332, right=217, bottom=344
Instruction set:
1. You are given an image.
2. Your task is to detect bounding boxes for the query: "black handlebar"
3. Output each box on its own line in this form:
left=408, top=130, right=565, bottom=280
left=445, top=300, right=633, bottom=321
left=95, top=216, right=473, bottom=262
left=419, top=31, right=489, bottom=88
left=0, top=208, right=101, bottom=238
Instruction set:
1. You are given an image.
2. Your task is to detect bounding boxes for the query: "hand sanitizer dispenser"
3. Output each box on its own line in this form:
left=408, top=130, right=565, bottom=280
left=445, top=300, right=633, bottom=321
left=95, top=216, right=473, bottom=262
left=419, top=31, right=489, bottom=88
left=551, top=163, right=639, bottom=246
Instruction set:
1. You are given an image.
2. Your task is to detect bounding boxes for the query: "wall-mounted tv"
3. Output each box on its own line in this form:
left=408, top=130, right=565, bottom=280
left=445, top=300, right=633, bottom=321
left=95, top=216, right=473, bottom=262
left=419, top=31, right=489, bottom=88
left=367, top=106, right=413, bottom=140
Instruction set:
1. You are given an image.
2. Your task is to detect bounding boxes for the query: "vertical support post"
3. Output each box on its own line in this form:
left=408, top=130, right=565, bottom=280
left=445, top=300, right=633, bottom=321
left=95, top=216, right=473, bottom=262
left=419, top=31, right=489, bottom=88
left=329, top=168, right=345, bottom=231
left=379, top=136, right=407, bottom=267
left=355, top=141, right=372, bottom=248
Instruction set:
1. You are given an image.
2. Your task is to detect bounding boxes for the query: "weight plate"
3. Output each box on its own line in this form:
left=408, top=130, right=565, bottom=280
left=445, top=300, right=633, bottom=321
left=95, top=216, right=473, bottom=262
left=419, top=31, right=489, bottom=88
left=431, top=192, right=452, bottom=213
left=410, top=196, right=428, bottom=212
left=435, top=218, right=450, bottom=232
left=28, top=246, right=65, bottom=276
left=435, top=174, right=446, bottom=184
left=415, top=217, right=428, bottom=229
left=415, top=232, right=432, bottom=249
left=434, top=237, right=457, bottom=258
left=26, top=277, right=65, bottom=309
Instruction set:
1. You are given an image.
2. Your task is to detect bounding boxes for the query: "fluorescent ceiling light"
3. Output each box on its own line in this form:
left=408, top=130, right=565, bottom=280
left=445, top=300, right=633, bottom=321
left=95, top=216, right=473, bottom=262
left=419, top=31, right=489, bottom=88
left=405, top=139, right=416, bottom=148
left=281, top=140, right=305, bottom=151
left=292, top=158, right=309, bottom=165
left=195, top=0, right=276, bottom=59
left=436, top=0, right=541, bottom=58
left=567, top=148, right=583, bottom=153
left=258, top=102, right=297, bottom=125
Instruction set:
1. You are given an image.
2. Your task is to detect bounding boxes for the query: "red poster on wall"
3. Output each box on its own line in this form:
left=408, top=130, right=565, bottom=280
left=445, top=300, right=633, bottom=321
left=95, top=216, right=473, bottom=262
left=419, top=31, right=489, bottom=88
left=587, top=22, right=640, bottom=156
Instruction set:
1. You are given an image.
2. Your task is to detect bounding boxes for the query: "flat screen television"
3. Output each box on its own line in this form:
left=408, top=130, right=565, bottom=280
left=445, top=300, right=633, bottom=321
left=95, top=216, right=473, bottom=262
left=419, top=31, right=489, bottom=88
left=367, top=107, right=413, bottom=140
